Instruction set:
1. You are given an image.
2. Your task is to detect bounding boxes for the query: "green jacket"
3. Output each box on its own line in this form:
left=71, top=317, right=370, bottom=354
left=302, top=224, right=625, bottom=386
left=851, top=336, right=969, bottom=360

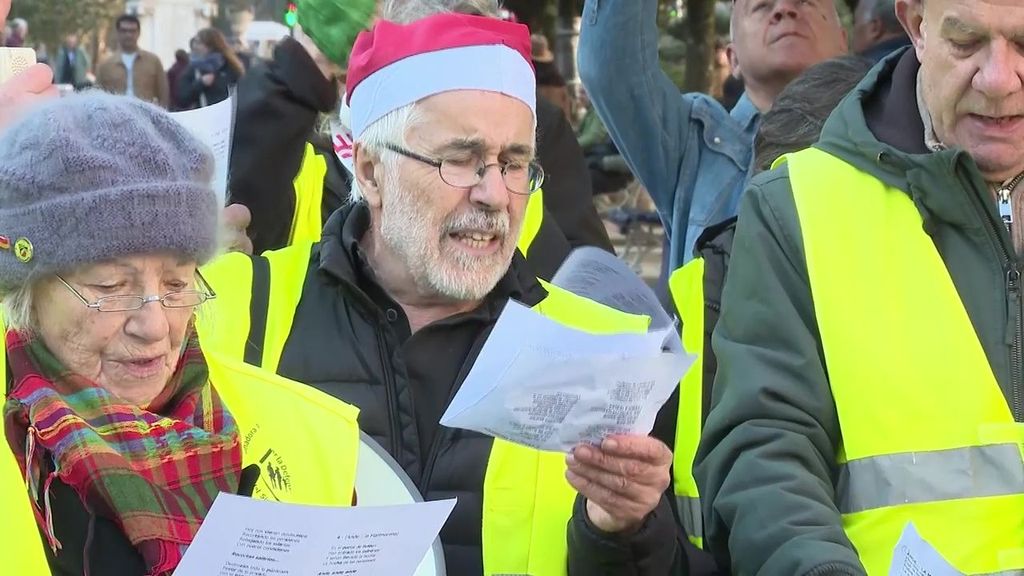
left=52, top=46, right=91, bottom=87
left=576, top=108, right=610, bottom=151
left=694, top=49, right=1022, bottom=575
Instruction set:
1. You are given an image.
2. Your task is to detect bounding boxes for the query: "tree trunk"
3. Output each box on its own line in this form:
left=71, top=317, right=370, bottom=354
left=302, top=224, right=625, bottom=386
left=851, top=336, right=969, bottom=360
left=683, top=0, right=716, bottom=93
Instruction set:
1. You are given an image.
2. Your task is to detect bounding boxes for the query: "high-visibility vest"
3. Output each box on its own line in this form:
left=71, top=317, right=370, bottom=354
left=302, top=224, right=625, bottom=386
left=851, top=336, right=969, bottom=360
left=787, top=146, right=1024, bottom=574
left=668, top=261, right=705, bottom=549
left=287, top=143, right=546, bottom=255
left=288, top=143, right=329, bottom=247
left=1, top=318, right=361, bottom=576
left=197, top=243, right=650, bottom=576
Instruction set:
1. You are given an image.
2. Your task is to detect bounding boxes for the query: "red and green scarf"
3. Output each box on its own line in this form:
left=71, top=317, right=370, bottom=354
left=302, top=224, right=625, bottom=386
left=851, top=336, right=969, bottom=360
left=3, top=329, right=242, bottom=576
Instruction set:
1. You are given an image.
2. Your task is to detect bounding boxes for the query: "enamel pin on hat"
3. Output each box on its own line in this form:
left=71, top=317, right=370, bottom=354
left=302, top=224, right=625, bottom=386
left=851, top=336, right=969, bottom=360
left=13, top=237, right=32, bottom=263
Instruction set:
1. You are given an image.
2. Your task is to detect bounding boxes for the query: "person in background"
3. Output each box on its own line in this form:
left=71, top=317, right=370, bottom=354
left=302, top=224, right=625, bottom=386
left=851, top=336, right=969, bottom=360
left=852, top=0, right=910, bottom=62
left=5, top=16, right=25, bottom=47
left=96, top=15, right=170, bottom=108
left=577, top=86, right=629, bottom=196
left=753, top=55, right=875, bottom=171
left=531, top=33, right=572, bottom=122
left=0, top=92, right=360, bottom=575
left=697, top=0, right=1024, bottom=573
left=231, top=36, right=254, bottom=71
left=166, top=49, right=190, bottom=111
left=712, top=39, right=743, bottom=111
left=579, top=0, right=848, bottom=274
left=576, top=86, right=611, bottom=154
left=175, top=28, right=244, bottom=109
left=52, top=33, right=91, bottom=90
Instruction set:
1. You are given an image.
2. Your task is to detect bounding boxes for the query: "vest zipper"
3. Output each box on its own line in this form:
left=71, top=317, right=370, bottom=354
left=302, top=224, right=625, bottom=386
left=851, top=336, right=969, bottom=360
left=998, top=172, right=1024, bottom=203
left=419, top=418, right=446, bottom=499
left=999, top=171, right=1024, bottom=421
left=1008, top=269, right=1023, bottom=421
left=375, top=331, right=402, bottom=457
left=964, top=166, right=1023, bottom=421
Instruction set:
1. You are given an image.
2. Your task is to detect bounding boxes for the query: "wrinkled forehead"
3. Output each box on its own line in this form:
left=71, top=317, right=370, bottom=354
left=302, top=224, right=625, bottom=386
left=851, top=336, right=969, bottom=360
left=924, top=0, right=1024, bottom=36
left=411, top=90, right=537, bottom=155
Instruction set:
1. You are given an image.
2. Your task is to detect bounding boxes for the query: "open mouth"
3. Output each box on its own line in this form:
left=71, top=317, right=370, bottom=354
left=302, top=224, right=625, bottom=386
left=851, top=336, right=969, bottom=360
left=449, top=230, right=500, bottom=251
left=119, top=357, right=164, bottom=378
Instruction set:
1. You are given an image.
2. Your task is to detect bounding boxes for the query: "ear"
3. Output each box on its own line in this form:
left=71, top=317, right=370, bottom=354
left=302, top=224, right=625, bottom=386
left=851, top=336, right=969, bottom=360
left=727, top=42, right=741, bottom=79
left=896, top=0, right=926, bottom=60
left=867, top=18, right=884, bottom=42
left=353, top=143, right=383, bottom=209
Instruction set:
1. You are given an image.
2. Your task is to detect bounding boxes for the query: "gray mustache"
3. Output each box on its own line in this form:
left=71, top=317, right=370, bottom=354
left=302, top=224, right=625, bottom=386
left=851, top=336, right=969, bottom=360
left=442, top=210, right=510, bottom=237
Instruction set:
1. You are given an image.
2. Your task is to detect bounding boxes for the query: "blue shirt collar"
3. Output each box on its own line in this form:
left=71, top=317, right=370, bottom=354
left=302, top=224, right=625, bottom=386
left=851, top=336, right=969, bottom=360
left=731, top=92, right=761, bottom=131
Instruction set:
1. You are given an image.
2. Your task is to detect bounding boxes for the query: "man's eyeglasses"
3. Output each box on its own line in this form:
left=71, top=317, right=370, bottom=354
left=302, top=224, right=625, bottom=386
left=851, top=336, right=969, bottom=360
left=56, top=271, right=217, bottom=313
left=383, top=143, right=545, bottom=195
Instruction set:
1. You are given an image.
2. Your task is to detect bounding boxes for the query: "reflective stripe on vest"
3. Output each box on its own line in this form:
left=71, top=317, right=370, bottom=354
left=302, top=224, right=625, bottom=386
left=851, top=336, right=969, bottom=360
left=786, top=146, right=1024, bottom=575
left=199, top=243, right=650, bottom=576
left=1, top=317, right=361, bottom=576
left=286, top=143, right=545, bottom=258
left=288, top=143, right=328, bottom=247
left=667, top=260, right=706, bottom=548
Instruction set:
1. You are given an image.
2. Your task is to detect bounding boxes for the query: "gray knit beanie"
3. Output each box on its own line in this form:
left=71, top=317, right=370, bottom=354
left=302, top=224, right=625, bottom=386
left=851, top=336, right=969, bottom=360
left=0, top=91, right=219, bottom=292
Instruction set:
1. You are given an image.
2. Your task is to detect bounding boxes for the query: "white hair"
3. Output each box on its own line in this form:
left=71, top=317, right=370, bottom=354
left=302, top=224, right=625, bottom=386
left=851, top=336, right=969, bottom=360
left=1, top=280, right=37, bottom=333
left=380, top=0, right=501, bottom=23
left=349, top=103, right=423, bottom=203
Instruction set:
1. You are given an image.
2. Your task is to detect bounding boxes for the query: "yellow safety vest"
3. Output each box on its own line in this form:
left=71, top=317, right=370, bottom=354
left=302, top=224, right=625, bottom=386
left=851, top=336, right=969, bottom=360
left=787, top=147, right=1024, bottom=574
left=198, top=243, right=650, bottom=576
left=667, top=261, right=705, bottom=549
left=1, top=319, right=361, bottom=576
left=288, top=143, right=329, bottom=247
left=287, top=143, right=546, bottom=255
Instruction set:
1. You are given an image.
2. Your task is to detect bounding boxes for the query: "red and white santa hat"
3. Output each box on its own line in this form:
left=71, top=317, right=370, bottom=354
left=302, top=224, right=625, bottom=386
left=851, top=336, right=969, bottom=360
left=345, top=12, right=536, bottom=140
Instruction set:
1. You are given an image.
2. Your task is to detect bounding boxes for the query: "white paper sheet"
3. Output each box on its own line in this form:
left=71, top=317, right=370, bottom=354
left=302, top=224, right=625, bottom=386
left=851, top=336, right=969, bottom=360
left=889, top=523, right=964, bottom=576
left=170, top=95, right=235, bottom=205
left=440, top=300, right=693, bottom=452
left=552, top=246, right=674, bottom=330
left=174, top=494, right=455, bottom=576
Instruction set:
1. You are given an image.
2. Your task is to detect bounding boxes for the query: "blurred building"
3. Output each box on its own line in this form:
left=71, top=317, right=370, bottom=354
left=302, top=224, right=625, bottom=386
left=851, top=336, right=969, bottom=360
left=124, top=0, right=218, bottom=65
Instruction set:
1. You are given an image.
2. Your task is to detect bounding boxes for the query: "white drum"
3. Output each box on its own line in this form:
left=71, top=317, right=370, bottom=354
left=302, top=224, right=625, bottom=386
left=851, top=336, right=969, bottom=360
left=355, top=432, right=447, bottom=576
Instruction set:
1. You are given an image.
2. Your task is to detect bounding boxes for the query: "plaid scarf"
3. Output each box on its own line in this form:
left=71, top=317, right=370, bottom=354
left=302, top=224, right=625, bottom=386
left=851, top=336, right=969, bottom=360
left=3, top=328, right=242, bottom=576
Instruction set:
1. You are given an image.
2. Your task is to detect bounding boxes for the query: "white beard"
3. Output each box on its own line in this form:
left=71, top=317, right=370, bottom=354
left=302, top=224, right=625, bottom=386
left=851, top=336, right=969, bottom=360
left=378, top=177, right=520, bottom=301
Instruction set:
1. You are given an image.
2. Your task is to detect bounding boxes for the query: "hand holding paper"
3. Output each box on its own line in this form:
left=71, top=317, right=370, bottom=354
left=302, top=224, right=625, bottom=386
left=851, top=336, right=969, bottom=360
left=567, top=435, right=673, bottom=534
left=0, top=46, right=57, bottom=132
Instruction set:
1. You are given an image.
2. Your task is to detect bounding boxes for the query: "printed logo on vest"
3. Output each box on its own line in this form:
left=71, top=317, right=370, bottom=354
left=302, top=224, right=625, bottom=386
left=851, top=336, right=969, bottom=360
left=255, top=447, right=292, bottom=500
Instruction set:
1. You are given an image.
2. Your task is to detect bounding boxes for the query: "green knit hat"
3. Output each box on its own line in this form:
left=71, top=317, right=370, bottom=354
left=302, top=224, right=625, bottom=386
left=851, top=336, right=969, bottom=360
left=297, top=0, right=375, bottom=67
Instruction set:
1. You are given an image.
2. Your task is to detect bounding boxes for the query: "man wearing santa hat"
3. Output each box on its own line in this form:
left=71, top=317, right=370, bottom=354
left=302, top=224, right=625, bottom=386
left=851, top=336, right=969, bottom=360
left=200, top=10, right=683, bottom=576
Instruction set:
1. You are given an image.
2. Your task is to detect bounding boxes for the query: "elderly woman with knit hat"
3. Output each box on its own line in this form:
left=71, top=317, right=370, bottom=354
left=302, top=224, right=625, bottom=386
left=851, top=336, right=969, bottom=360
left=0, top=92, right=360, bottom=575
